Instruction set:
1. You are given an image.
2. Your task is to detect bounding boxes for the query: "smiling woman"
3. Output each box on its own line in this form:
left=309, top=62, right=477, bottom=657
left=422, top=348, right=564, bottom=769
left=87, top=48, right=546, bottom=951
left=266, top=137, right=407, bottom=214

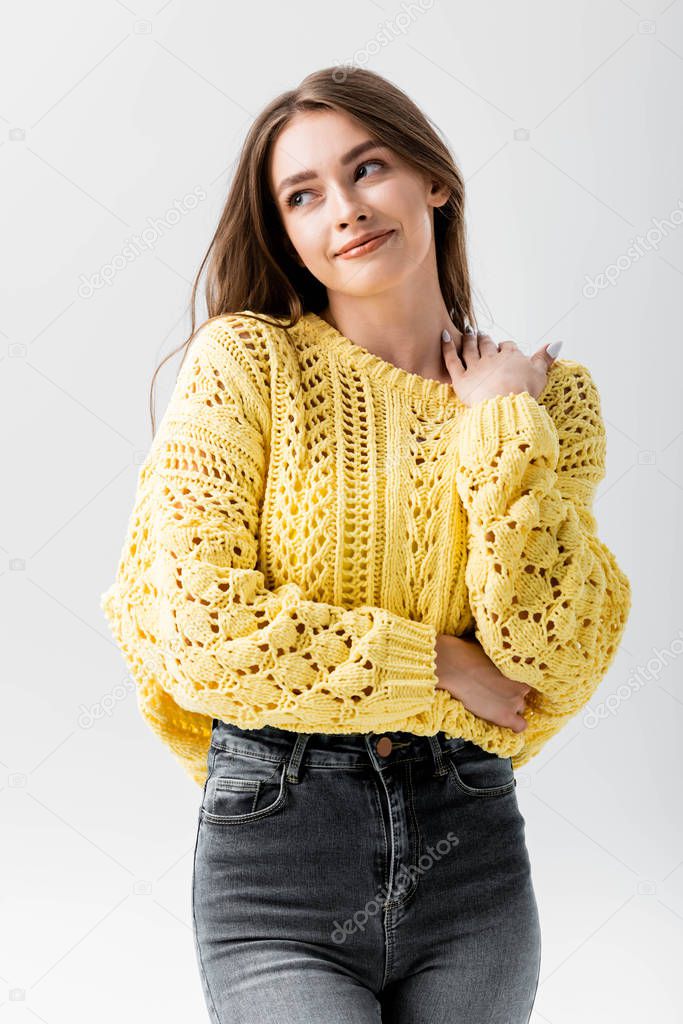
left=102, top=64, right=630, bottom=1024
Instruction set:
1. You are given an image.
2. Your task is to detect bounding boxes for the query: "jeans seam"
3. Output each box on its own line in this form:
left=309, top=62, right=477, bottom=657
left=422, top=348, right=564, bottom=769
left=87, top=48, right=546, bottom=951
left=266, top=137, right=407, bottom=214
left=525, top=920, right=542, bottom=1022
left=191, top=815, right=222, bottom=1024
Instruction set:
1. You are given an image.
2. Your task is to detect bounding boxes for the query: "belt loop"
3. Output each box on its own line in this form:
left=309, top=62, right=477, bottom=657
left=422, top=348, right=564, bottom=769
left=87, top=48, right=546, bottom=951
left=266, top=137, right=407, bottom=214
left=428, top=734, right=449, bottom=777
left=285, top=733, right=311, bottom=784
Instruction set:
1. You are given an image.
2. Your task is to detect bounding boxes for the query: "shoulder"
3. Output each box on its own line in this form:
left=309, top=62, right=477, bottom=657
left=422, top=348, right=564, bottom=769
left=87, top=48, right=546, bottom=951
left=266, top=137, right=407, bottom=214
left=187, top=310, right=298, bottom=408
left=190, top=309, right=290, bottom=361
left=538, top=357, right=605, bottom=437
left=538, top=358, right=608, bottom=496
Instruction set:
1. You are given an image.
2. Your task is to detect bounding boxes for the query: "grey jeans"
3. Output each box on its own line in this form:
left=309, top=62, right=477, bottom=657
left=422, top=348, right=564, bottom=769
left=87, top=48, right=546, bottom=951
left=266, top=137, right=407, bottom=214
left=192, top=721, right=542, bottom=1023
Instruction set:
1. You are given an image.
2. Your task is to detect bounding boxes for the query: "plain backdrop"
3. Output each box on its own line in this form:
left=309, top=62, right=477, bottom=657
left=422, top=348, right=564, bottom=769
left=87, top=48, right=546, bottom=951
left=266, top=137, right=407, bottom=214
left=2, top=1, right=682, bottom=1020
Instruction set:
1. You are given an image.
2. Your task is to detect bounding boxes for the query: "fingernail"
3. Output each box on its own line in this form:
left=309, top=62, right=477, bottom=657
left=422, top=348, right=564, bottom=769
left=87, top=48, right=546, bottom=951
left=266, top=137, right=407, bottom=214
left=464, top=325, right=474, bottom=335
left=441, top=329, right=453, bottom=344
left=546, top=340, right=563, bottom=358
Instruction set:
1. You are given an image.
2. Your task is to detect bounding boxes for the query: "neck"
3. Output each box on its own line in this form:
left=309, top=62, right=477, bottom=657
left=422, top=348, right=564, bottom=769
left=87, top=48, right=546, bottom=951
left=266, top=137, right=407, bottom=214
left=319, top=294, right=458, bottom=385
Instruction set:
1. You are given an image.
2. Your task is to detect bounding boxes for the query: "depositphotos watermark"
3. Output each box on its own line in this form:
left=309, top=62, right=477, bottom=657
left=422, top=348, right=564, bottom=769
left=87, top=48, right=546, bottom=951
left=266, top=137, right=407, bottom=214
left=77, top=676, right=136, bottom=729
left=582, top=198, right=683, bottom=298
left=330, top=830, right=459, bottom=944
left=582, top=629, right=683, bottom=728
left=77, top=186, right=207, bottom=298
left=331, top=0, right=435, bottom=82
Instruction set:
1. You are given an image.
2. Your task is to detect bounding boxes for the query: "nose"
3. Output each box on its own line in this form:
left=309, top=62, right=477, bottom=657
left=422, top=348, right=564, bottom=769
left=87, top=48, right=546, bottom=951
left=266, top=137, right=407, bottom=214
left=328, top=182, right=369, bottom=229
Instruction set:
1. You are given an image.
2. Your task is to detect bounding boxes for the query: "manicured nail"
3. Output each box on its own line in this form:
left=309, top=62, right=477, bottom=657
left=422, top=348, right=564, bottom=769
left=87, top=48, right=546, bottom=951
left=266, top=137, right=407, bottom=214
left=441, top=329, right=453, bottom=344
left=464, top=325, right=474, bottom=335
left=546, top=340, right=563, bottom=358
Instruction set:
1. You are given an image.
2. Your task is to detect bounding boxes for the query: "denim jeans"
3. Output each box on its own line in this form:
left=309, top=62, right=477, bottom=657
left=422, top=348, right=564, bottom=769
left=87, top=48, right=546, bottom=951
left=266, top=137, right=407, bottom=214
left=192, top=720, right=542, bottom=1024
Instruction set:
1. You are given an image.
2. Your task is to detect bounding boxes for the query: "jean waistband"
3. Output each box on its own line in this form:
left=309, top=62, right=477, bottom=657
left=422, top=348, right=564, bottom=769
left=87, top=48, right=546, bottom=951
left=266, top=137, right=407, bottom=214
left=210, top=720, right=468, bottom=780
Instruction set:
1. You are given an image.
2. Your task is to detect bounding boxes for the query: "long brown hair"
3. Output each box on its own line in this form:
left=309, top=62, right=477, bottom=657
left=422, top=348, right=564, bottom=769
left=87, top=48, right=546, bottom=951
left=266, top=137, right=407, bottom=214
left=149, top=64, right=479, bottom=436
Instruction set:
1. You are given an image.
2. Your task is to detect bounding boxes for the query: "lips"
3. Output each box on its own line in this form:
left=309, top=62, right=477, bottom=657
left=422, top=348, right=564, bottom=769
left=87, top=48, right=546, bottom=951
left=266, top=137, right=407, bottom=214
left=335, top=230, right=394, bottom=256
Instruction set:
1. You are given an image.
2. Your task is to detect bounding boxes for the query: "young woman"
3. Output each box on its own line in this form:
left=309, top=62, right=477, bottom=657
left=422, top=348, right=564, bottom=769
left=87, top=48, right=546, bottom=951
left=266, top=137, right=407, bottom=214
left=101, top=66, right=631, bottom=1023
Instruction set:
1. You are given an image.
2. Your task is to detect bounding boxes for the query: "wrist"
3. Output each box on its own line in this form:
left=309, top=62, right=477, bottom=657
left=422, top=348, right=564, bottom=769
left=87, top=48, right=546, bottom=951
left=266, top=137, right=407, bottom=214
left=435, top=633, right=466, bottom=694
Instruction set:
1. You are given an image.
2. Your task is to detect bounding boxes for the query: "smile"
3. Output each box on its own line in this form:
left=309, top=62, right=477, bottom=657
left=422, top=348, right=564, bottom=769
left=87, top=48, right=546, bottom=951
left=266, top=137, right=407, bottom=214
left=336, top=230, right=395, bottom=259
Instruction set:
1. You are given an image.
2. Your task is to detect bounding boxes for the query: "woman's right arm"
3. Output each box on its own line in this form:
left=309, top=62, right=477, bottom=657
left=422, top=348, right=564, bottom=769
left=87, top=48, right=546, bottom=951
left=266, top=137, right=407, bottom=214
left=101, top=315, right=472, bottom=739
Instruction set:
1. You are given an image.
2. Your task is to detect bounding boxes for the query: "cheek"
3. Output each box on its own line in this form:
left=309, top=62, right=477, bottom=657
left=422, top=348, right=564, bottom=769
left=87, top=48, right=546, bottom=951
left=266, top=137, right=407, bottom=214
left=381, top=184, right=430, bottom=240
left=290, top=223, right=328, bottom=265
left=395, top=185, right=434, bottom=254
left=414, top=207, right=433, bottom=246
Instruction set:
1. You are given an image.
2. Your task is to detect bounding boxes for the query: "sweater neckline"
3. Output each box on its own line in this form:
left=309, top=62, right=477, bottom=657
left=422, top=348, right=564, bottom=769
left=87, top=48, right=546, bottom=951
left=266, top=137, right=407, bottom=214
left=303, top=311, right=462, bottom=407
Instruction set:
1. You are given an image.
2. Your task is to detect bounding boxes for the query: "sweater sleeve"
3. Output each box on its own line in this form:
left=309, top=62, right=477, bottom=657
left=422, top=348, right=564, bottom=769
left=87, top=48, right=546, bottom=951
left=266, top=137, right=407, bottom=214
left=454, top=361, right=631, bottom=763
left=100, top=316, right=443, bottom=738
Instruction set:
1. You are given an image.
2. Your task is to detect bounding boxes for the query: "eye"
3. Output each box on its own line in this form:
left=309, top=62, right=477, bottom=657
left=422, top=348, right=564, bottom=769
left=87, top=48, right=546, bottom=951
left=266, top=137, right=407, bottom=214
left=286, top=158, right=386, bottom=209
left=356, top=158, right=385, bottom=179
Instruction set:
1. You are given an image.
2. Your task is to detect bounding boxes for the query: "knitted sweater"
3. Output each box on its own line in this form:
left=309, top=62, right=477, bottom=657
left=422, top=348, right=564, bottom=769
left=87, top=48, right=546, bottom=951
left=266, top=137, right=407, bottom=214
left=100, top=310, right=631, bottom=787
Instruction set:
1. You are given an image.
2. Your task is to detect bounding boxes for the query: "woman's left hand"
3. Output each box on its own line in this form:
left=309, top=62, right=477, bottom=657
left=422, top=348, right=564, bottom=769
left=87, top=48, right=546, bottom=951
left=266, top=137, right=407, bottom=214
left=441, top=327, right=562, bottom=408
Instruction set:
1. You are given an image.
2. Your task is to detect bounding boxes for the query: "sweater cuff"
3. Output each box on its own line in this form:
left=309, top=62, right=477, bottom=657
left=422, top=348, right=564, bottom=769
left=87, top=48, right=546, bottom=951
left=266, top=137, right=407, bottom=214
left=457, top=390, right=560, bottom=468
left=370, top=609, right=439, bottom=693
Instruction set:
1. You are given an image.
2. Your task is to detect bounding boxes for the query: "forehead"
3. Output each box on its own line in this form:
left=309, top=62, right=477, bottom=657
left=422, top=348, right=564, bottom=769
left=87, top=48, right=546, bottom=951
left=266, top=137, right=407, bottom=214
left=268, top=109, right=381, bottom=192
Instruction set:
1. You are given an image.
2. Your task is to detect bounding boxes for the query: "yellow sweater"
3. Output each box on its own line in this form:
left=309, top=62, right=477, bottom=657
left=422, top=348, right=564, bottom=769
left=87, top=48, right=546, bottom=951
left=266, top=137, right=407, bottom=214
left=100, top=310, right=631, bottom=787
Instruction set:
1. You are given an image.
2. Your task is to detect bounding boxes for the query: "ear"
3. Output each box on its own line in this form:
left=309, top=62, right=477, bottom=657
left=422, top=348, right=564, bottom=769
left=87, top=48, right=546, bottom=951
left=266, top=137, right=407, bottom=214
left=428, top=179, right=450, bottom=209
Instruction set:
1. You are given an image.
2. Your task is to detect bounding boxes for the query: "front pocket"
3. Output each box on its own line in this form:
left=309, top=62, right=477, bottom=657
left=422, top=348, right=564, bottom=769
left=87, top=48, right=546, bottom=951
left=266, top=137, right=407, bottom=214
left=201, top=750, right=288, bottom=824
left=446, top=741, right=516, bottom=798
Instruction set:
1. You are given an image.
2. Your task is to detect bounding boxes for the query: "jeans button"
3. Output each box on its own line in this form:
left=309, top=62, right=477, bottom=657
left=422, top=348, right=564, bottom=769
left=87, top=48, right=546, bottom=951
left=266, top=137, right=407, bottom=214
left=376, top=736, right=393, bottom=757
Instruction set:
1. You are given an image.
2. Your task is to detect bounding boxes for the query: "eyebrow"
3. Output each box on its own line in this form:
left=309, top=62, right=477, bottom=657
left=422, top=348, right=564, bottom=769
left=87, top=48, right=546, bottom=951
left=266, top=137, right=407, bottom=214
left=276, top=139, right=388, bottom=198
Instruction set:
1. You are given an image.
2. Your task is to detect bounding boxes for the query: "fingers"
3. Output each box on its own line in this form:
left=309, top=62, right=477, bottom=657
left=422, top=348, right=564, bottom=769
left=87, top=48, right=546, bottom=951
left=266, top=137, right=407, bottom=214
left=510, top=712, right=527, bottom=732
left=442, top=326, right=498, bottom=372
left=441, top=328, right=465, bottom=375
left=441, top=323, right=519, bottom=373
left=476, top=329, right=499, bottom=355
left=532, top=340, right=563, bottom=367
left=462, top=326, right=479, bottom=360
left=514, top=683, right=531, bottom=721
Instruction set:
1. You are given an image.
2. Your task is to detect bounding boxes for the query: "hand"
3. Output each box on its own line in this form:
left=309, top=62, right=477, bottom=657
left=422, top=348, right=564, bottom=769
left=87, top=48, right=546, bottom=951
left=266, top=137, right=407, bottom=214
left=441, top=326, right=562, bottom=408
left=435, top=633, right=536, bottom=733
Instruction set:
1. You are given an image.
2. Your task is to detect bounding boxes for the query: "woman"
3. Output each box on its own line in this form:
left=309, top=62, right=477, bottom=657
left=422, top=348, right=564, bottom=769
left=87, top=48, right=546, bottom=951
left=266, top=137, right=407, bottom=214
left=101, top=66, right=631, bottom=1023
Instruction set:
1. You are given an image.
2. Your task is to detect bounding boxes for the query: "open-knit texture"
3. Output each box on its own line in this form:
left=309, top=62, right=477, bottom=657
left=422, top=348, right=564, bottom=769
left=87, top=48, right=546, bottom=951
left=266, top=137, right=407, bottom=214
left=100, top=310, right=631, bottom=786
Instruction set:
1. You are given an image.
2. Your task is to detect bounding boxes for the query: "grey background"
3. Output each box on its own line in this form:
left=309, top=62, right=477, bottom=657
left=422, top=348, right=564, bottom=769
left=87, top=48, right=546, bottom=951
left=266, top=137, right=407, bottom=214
left=3, top=0, right=682, bottom=1020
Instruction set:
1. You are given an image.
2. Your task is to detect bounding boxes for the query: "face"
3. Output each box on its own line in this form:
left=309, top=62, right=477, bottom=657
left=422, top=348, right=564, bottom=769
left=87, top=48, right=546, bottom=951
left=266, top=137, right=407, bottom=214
left=268, top=109, right=449, bottom=299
